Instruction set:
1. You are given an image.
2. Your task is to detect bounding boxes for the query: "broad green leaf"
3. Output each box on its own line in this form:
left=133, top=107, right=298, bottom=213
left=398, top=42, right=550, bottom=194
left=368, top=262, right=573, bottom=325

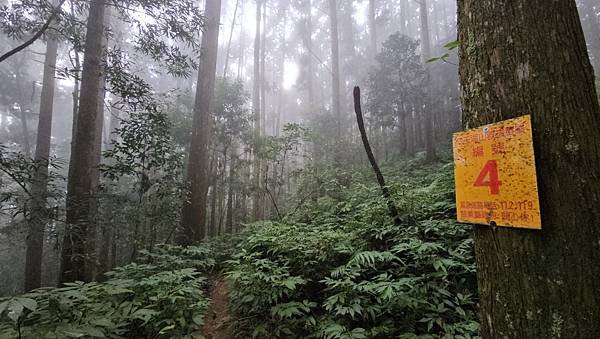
left=16, top=297, right=38, bottom=311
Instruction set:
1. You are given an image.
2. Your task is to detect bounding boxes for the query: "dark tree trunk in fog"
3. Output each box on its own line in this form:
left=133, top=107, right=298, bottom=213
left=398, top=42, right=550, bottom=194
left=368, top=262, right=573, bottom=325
left=252, top=0, right=263, bottom=221
left=353, top=87, right=400, bottom=225
left=24, top=35, right=58, bottom=291
left=180, top=0, right=222, bottom=244
left=458, top=0, right=600, bottom=337
left=61, top=0, right=106, bottom=283
left=328, top=0, right=341, bottom=138
left=418, top=0, right=437, bottom=162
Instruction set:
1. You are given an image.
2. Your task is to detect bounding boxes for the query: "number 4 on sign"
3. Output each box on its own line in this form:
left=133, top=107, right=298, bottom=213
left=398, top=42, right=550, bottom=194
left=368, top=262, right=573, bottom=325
left=474, top=160, right=502, bottom=194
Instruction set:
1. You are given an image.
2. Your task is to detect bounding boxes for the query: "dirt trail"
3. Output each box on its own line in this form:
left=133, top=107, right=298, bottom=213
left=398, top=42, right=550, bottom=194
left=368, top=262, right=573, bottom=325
left=202, top=277, right=231, bottom=339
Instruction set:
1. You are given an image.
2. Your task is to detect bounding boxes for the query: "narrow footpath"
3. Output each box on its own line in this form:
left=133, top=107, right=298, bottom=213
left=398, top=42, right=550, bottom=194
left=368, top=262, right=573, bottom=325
left=202, top=277, right=231, bottom=339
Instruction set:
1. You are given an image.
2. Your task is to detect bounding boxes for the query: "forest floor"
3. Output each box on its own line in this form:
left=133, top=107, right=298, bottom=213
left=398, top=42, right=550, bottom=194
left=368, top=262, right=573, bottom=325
left=202, top=276, right=232, bottom=339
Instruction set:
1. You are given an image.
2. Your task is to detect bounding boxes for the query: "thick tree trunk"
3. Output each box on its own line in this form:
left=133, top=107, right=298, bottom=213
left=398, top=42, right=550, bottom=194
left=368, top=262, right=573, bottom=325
left=87, top=8, right=109, bottom=282
left=60, top=0, right=106, bottom=283
left=458, top=0, right=600, bottom=337
left=180, top=0, right=222, bottom=244
left=24, top=35, right=58, bottom=291
left=418, top=0, right=437, bottom=162
left=329, top=0, right=341, bottom=139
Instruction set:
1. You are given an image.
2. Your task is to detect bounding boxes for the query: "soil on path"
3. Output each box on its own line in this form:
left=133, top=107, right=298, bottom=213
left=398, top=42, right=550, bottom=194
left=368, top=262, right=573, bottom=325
left=202, top=277, right=231, bottom=339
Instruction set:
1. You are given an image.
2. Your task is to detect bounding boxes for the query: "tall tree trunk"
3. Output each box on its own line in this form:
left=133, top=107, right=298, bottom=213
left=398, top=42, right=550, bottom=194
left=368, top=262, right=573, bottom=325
left=419, top=0, right=437, bottom=162
left=225, top=150, right=235, bottom=233
left=276, top=2, right=287, bottom=136
left=328, top=0, right=341, bottom=139
left=260, top=0, right=268, bottom=200
left=303, top=0, right=315, bottom=115
left=237, top=0, right=246, bottom=80
left=24, top=35, right=58, bottom=291
left=252, top=0, right=263, bottom=221
left=260, top=3, right=267, bottom=137
left=60, top=0, right=106, bottom=283
left=223, top=0, right=240, bottom=78
left=458, top=0, right=600, bottom=337
left=87, top=7, right=109, bottom=282
left=180, top=0, right=222, bottom=244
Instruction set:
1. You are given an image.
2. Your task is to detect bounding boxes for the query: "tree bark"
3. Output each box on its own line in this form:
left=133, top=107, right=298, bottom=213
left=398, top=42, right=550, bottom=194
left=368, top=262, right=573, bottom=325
left=458, top=0, right=600, bottom=337
left=180, top=0, right=222, bottom=244
left=24, top=34, right=58, bottom=291
left=60, top=0, right=106, bottom=283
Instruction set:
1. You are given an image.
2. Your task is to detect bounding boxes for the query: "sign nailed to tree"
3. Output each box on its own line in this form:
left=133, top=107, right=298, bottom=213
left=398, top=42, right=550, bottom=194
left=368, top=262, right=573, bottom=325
left=453, top=115, right=542, bottom=229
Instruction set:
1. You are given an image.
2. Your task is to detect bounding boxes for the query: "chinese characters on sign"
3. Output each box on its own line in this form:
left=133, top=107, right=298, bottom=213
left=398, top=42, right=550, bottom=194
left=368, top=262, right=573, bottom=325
left=453, top=115, right=542, bottom=229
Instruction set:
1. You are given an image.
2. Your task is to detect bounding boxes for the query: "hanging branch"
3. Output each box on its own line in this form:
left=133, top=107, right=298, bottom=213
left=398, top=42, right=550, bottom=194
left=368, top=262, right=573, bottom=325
left=0, top=0, right=68, bottom=64
left=353, top=86, right=402, bottom=226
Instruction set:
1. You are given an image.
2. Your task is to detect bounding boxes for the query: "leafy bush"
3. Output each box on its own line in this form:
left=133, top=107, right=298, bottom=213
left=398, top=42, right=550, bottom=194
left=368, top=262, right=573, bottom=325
left=226, top=160, right=480, bottom=338
left=0, top=244, right=215, bottom=338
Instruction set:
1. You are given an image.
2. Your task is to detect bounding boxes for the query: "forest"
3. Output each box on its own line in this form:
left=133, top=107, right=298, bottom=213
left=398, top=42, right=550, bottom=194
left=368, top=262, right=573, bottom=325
left=0, top=0, right=599, bottom=338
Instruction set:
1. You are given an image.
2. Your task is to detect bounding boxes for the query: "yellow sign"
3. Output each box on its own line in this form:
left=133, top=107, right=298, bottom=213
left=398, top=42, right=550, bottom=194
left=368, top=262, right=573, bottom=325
left=453, top=115, right=541, bottom=229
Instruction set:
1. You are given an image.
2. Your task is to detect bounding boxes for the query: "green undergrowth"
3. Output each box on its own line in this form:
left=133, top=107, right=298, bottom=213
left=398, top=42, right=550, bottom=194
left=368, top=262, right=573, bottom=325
left=0, top=244, right=217, bottom=338
left=226, top=156, right=480, bottom=338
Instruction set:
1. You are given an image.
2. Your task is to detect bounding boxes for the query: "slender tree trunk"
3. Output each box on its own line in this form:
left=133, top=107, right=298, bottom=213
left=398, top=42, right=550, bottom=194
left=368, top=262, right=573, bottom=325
left=237, top=0, right=246, bottom=80
left=329, top=0, right=341, bottom=139
left=60, top=0, right=106, bottom=283
left=225, top=151, right=235, bottom=233
left=276, top=3, right=287, bottom=136
left=303, top=0, right=315, bottom=115
left=210, top=182, right=218, bottom=237
left=354, top=87, right=400, bottom=225
left=24, top=35, right=58, bottom=291
left=180, top=0, right=222, bottom=244
left=70, top=50, right=81, bottom=147
left=419, top=0, right=437, bottom=162
left=252, top=0, right=263, bottom=221
left=458, top=0, right=600, bottom=337
left=223, top=0, right=240, bottom=78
